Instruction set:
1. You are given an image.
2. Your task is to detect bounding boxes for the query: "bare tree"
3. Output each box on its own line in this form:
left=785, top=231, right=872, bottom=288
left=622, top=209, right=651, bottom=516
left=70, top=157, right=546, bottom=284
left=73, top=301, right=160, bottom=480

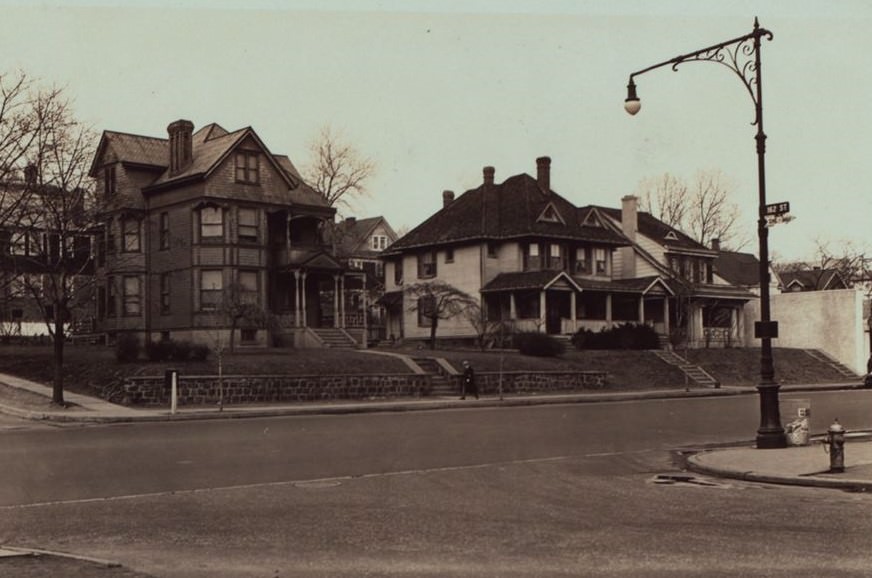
left=218, top=281, right=268, bottom=353
left=5, top=82, right=97, bottom=405
left=637, top=173, right=688, bottom=229
left=637, top=169, right=747, bottom=250
left=404, top=280, right=477, bottom=350
left=462, top=300, right=504, bottom=351
left=303, top=125, right=375, bottom=213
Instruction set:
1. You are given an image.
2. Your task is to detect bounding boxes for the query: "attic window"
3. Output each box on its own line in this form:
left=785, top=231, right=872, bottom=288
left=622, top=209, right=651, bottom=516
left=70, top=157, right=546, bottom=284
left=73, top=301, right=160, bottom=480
left=582, top=211, right=603, bottom=227
left=538, top=203, right=564, bottom=224
left=235, top=151, right=259, bottom=184
left=664, top=231, right=679, bottom=241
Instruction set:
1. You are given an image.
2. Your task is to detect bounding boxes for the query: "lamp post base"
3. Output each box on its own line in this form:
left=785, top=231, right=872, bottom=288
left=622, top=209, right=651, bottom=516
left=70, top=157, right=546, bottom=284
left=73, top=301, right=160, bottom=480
left=756, top=382, right=787, bottom=449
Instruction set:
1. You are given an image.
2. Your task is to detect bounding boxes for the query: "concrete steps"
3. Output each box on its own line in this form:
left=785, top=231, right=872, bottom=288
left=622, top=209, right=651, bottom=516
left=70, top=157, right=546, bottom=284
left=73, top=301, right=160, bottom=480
left=652, top=350, right=720, bottom=388
left=412, top=357, right=458, bottom=396
left=804, top=349, right=861, bottom=379
left=310, top=328, right=357, bottom=349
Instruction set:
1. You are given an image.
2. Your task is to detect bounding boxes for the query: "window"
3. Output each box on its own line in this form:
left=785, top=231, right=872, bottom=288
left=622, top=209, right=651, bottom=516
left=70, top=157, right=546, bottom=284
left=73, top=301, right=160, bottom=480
left=241, top=329, right=258, bottom=343
left=525, top=243, right=541, bottom=271
left=106, top=221, right=116, bottom=254
left=594, top=248, right=607, bottom=275
left=200, top=206, right=223, bottom=240
left=371, top=235, right=388, bottom=250
left=107, top=277, right=117, bottom=317
left=445, top=247, right=454, bottom=263
left=417, top=295, right=435, bottom=327
left=160, top=273, right=171, bottom=315
left=97, top=286, right=106, bottom=319
left=574, top=247, right=589, bottom=274
left=579, top=292, right=607, bottom=320
left=548, top=243, right=562, bottom=270
left=159, top=212, right=170, bottom=250
left=235, top=151, right=259, bottom=184
left=10, top=231, right=26, bottom=255
left=200, top=270, right=223, bottom=311
left=394, top=259, right=403, bottom=286
left=487, top=242, right=498, bottom=258
left=612, top=294, right=640, bottom=321
left=516, top=291, right=540, bottom=319
left=123, top=276, right=141, bottom=316
left=238, top=270, right=258, bottom=305
left=238, top=208, right=258, bottom=243
left=122, top=219, right=140, bottom=252
left=418, top=251, right=436, bottom=278
left=104, top=165, right=116, bottom=197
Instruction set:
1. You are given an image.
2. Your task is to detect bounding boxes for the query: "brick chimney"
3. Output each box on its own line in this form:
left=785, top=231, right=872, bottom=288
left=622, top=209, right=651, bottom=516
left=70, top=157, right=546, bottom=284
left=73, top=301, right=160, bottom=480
left=619, top=195, right=639, bottom=279
left=442, top=190, right=455, bottom=207
left=536, top=156, right=551, bottom=193
left=483, top=166, right=495, bottom=188
left=711, top=238, right=721, bottom=251
left=167, top=119, right=194, bottom=175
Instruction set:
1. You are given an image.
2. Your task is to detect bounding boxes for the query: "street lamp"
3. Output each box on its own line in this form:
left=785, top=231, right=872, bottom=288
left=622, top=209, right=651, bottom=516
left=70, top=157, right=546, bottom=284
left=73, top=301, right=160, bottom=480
left=624, top=18, right=786, bottom=449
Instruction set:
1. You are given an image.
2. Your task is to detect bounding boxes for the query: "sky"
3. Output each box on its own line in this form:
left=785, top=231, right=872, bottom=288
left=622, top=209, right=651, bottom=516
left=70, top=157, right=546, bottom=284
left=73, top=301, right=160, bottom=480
left=1, top=0, right=870, bottom=262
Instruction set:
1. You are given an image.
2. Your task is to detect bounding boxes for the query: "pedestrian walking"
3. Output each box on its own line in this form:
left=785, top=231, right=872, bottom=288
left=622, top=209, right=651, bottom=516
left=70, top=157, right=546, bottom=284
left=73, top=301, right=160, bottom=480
left=865, top=354, right=872, bottom=388
left=460, top=360, right=478, bottom=400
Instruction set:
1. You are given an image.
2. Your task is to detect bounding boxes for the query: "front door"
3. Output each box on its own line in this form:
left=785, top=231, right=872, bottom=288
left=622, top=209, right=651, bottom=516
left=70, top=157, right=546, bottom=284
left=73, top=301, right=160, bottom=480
left=546, top=291, right=571, bottom=335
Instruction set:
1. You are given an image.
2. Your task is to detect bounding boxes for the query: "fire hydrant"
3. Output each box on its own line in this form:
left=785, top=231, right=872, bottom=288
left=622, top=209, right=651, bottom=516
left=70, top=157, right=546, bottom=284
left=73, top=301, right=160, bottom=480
left=824, top=419, right=846, bottom=473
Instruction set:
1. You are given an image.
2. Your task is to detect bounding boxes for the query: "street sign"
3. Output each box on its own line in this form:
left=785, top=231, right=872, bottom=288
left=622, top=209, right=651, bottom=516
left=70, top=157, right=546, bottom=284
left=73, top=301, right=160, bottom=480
left=754, top=320, right=779, bottom=339
left=765, top=202, right=790, bottom=216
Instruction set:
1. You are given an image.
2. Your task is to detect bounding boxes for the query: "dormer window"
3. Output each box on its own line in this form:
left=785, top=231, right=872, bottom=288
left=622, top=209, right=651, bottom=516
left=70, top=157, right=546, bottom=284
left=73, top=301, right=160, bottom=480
left=235, top=151, right=259, bottom=184
left=665, top=231, right=679, bottom=241
left=371, top=235, right=388, bottom=250
left=538, top=203, right=565, bottom=224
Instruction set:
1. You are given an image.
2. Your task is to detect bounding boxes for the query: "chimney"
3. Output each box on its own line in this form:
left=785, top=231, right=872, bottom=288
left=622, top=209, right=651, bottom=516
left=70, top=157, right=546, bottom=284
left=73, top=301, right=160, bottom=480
left=23, top=163, right=38, bottom=186
left=711, top=238, right=721, bottom=251
left=536, top=156, right=551, bottom=193
left=167, top=119, right=194, bottom=175
left=345, top=216, right=356, bottom=226
left=442, top=190, right=455, bottom=208
left=621, top=195, right=638, bottom=241
left=483, top=166, right=495, bottom=188
left=619, top=195, right=638, bottom=280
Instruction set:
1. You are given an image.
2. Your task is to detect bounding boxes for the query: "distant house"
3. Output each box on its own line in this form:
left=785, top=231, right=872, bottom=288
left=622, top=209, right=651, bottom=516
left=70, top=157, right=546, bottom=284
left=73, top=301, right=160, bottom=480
left=380, top=157, right=753, bottom=348
left=0, top=166, right=94, bottom=340
left=778, top=268, right=849, bottom=292
left=710, top=240, right=781, bottom=295
left=331, top=215, right=398, bottom=341
left=88, top=119, right=364, bottom=348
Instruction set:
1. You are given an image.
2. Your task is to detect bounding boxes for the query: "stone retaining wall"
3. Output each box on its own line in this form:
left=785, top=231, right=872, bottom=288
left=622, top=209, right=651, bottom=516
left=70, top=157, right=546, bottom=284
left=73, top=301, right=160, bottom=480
left=121, top=370, right=608, bottom=406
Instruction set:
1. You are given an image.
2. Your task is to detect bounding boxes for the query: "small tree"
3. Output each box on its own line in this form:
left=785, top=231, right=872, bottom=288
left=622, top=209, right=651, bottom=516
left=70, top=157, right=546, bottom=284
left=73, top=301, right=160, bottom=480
left=404, top=280, right=476, bottom=350
left=463, top=300, right=503, bottom=351
left=218, top=281, right=268, bottom=353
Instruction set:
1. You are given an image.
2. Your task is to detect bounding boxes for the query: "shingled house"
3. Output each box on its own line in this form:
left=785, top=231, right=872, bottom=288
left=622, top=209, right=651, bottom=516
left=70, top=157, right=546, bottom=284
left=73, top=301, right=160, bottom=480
left=380, top=157, right=754, bottom=348
left=88, top=119, right=364, bottom=348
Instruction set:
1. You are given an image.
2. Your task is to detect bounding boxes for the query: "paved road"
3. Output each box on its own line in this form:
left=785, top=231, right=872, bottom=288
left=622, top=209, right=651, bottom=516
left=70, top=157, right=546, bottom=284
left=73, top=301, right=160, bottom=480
left=2, top=390, right=871, bottom=577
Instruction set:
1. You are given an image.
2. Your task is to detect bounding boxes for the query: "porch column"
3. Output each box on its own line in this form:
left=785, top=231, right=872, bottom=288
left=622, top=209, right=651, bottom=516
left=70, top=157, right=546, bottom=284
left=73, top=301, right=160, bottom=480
left=638, top=295, right=645, bottom=325
left=300, top=272, right=308, bottom=327
left=663, top=297, right=671, bottom=337
left=570, top=292, right=577, bottom=333
left=606, top=294, right=613, bottom=328
left=340, top=275, right=347, bottom=328
left=333, top=274, right=340, bottom=328
left=293, top=270, right=301, bottom=328
left=362, top=273, right=368, bottom=349
left=509, top=293, right=517, bottom=320
left=539, top=291, right=546, bottom=332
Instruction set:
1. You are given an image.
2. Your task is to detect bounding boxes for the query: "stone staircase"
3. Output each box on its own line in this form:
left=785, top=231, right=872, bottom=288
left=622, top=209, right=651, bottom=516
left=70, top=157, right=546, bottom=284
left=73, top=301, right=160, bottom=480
left=651, top=350, right=720, bottom=388
left=310, top=328, right=358, bottom=349
left=412, top=357, right=459, bottom=397
left=804, top=349, right=860, bottom=379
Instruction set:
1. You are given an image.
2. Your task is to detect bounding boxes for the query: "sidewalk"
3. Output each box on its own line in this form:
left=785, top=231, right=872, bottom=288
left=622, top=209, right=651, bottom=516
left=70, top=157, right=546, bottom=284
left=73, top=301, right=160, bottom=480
left=2, top=371, right=871, bottom=491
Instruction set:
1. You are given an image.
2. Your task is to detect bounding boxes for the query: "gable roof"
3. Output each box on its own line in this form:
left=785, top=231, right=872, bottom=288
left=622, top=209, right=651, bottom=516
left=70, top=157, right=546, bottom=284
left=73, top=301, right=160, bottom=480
left=388, top=173, right=627, bottom=253
left=333, top=216, right=397, bottom=258
left=713, top=250, right=762, bottom=287
left=588, top=205, right=712, bottom=254
left=89, top=130, right=168, bottom=176
left=779, top=269, right=847, bottom=291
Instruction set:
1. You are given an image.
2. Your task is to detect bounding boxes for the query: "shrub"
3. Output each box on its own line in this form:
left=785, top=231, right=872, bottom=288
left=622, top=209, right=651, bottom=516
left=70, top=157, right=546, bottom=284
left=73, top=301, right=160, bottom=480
left=191, top=343, right=210, bottom=361
left=115, top=333, right=140, bottom=363
left=572, top=323, right=660, bottom=350
left=145, top=339, right=174, bottom=362
left=170, top=340, right=192, bottom=362
left=515, top=331, right=563, bottom=357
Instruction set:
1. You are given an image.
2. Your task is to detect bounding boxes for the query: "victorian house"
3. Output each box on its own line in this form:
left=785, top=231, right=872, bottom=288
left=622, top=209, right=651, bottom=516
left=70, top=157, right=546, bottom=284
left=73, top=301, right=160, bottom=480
left=88, top=120, right=362, bottom=348
left=380, top=157, right=753, bottom=348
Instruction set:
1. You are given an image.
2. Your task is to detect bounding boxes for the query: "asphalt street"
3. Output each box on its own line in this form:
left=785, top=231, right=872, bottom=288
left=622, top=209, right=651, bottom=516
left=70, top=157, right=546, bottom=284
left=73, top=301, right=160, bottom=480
left=2, top=390, right=871, bottom=577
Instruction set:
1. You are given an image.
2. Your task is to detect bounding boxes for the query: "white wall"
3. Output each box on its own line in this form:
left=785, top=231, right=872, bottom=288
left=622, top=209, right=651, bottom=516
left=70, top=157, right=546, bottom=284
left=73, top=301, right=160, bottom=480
left=742, top=288, right=866, bottom=374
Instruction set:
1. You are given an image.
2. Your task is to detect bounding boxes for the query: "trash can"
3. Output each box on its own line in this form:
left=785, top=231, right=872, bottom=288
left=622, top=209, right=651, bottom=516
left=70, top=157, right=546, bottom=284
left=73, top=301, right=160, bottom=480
left=782, top=398, right=811, bottom=446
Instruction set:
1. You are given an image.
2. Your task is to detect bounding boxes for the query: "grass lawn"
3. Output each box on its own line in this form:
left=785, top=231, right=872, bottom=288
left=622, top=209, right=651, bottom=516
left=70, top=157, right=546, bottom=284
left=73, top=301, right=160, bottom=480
left=0, top=343, right=854, bottom=402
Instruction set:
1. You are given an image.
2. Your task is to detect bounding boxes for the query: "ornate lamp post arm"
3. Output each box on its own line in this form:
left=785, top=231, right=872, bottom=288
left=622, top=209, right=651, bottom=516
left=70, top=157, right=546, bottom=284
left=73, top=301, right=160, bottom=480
left=624, top=18, right=786, bottom=449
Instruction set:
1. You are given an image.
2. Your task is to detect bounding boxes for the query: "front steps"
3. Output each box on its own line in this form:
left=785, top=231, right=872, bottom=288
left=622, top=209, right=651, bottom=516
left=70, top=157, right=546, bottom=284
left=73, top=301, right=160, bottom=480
left=804, top=349, right=861, bottom=379
left=309, top=328, right=358, bottom=349
left=652, top=350, right=720, bottom=388
left=411, top=357, right=459, bottom=396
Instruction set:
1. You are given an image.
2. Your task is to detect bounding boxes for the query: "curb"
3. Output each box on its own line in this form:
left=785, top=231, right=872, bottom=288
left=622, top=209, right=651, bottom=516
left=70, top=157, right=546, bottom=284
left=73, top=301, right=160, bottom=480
left=0, top=387, right=746, bottom=424
left=687, top=455, right=872, bottom=491
left=0, top=545, right=121, bottom=567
